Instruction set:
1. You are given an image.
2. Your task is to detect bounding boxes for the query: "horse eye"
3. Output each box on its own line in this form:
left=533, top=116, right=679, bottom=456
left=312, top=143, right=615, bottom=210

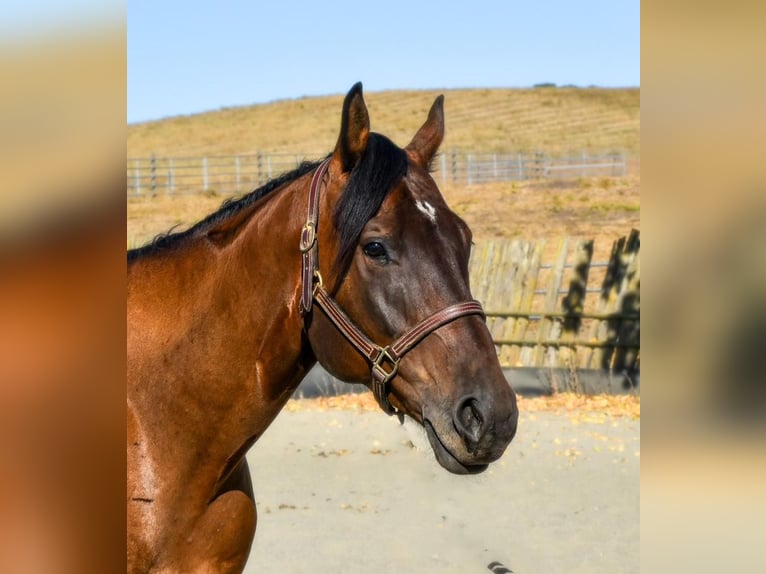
left=362, top=241, right=388, bottom=261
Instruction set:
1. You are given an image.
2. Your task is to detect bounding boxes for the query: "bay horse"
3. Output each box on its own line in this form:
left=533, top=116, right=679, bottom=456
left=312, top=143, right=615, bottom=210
left=127, top=83, right=518, bottom=573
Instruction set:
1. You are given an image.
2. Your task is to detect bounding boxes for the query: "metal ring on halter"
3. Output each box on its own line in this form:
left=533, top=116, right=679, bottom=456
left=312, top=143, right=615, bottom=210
left=312, top=270, right=324, bottom=294
left=370, top=348, right=401, bottom=417
left=371, top=347, right=399, bottom=385
left=299, top=222, right=317, bottom=253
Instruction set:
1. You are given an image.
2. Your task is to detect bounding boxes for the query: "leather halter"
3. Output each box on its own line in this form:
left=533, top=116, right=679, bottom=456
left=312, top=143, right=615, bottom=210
left=299, top=158, right=486, bottom=416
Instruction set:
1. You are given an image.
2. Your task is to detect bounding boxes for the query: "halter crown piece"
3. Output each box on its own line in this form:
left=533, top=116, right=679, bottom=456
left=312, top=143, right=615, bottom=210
left=300, top=158, right=486, bottom=416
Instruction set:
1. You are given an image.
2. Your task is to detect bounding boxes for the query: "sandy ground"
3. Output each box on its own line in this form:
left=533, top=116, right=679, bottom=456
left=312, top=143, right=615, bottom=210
left=243, top=407, right=639, bottom=574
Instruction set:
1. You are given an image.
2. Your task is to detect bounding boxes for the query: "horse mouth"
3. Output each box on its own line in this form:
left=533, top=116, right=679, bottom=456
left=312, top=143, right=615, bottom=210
left=423, top=419, right=488, bottom=475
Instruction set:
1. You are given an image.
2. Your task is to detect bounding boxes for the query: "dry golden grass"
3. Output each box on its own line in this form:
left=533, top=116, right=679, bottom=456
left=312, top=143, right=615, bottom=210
left=441, top=174, right=640, bottom=252
left=128, top=87, right=639, bottom=158
left=127, top=173, right=640, bottom=258
left=128, top=87, right=640, bottom=252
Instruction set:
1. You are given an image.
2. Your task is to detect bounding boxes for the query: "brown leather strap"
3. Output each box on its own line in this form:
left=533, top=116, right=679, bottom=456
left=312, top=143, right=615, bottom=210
left=300, top=158, right=331, bottom=314
left=388, top=300, right=485, bottom=359
left=314, top=286, right=380, bottom=361
left=314, top=283, right=485, bottom=414
left=370, top=300, right=485, bottom=415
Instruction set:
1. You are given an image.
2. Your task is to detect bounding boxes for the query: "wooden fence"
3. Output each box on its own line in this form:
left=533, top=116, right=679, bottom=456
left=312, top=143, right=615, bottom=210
left=126, top=150, right=627, bottom=197
left=471, top=230, right=640, bottom=374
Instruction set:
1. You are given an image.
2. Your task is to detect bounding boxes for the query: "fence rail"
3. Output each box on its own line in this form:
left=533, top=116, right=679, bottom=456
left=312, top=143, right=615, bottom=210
left=127, top=150, right=627, bottom=196
left=471, top=230, right=640, bottom=374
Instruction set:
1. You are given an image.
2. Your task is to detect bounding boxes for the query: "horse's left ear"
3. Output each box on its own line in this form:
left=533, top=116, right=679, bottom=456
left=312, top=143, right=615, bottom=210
left=405, top=95, right=445, bottom=168
left=334, top=82, right=370, bottom=173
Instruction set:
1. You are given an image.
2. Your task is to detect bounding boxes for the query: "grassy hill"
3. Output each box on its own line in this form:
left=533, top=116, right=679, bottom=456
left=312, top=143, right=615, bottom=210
left=128, top=87, right=639, bottom=158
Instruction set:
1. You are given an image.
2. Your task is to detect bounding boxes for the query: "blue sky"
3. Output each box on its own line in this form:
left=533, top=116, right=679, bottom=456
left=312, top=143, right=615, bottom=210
left=128, top=1, right=639, bottom=124
left=1, top=0, right=121, bottom=39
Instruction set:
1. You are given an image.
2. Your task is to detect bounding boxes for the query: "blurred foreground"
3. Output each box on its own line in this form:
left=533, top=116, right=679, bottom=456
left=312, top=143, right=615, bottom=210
left=643, top=3, right=766, bottom=572
left=0, top=18, right=125, bottom=574
left=0, top=2, right=765, bottom=572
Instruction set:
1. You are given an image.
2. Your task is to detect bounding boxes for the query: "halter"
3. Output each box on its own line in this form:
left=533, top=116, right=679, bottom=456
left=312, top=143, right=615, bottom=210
left=299, top=158, right=485, bottom=416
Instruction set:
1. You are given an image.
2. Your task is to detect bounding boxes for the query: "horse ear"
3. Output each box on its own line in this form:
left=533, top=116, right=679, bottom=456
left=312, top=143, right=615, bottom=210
left=334, top=82, right=370, bottom=173
left=406, top=95, right=445, bottom=168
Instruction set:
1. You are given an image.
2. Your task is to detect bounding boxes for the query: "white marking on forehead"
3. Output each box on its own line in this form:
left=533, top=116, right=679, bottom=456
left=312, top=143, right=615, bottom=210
left=415, top=199, right=437, bottom=224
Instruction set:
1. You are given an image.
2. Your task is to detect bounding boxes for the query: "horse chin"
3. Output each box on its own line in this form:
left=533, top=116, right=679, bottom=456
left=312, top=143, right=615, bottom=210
left=423, top=419, right=489, bottom=475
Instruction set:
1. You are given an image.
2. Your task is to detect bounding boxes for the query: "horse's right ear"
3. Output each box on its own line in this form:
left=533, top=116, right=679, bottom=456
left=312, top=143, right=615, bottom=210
left=333, top=82, right=370, bottom=173
left=405, top=94, right=444, bottom=168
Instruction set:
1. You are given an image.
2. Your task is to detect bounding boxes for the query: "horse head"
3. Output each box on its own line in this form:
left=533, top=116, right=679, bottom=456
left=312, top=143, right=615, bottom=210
left=305, top=84, right=518, bottom=474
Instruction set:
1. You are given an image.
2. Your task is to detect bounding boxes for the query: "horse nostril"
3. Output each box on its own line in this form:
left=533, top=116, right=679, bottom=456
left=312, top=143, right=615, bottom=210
left=454, top=396, right=488, bottom=449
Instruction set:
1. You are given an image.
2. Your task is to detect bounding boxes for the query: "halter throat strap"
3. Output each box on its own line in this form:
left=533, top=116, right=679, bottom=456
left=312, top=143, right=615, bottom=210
left=299, top=159, right=485, bottom=416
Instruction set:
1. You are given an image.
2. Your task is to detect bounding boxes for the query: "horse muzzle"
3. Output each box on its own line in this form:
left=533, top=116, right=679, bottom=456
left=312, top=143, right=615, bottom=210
left=423, top=392, right=518, bottom=475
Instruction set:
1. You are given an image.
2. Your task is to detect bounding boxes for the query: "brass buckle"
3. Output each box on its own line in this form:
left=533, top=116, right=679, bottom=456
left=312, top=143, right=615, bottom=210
left=312, top=270, right=324, bottom=295
left=299, top=222, right=316, bottom=253
left=372, top=348, right=399, bottom=383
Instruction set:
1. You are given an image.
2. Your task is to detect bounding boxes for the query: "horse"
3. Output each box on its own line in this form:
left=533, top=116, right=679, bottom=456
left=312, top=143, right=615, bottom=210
left=127, top=83, right=518, bottom=573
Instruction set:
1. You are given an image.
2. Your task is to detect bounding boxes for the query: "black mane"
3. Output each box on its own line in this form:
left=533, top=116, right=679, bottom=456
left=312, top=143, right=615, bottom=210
left=333, top=133, right=407, bottom=274
left=127, top=159, right=323, bottom=262
left=128, top=133, right=407, bottom=271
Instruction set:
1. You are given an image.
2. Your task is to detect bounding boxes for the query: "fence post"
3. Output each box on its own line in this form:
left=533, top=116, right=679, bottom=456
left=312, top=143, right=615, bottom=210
left=257, top=152, right=263, bottom=185
left=150, top=154, right=157, bottom=195
left=134, top=160, right=141, bottom=195
left=235, top=155, right=241, bottom=190
left=451, top=150, right=458, bottom=183
left=168, top=158, right=174, bottom=194
left=440, top=154, right=447, bottom=183
left=517, top=152, right=524, bottom=180
left=612, top=150, right=628, bottom=175
left=467, top=153, right=473, bottom=185
left=535, top=238, right=569, bottom=368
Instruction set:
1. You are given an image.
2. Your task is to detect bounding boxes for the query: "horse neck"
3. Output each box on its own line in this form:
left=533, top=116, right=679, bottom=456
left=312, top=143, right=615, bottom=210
left=129, top=175, right=317, bottom=465
left=207, top=176, right=316, bottom=407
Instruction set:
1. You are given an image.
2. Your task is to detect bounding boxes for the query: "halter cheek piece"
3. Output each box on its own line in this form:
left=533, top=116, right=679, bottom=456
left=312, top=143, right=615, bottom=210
left=299, top=158, right=485, bottom=416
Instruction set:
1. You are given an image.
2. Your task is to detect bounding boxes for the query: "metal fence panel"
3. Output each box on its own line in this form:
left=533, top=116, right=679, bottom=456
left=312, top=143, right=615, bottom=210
left=127, top=150, right=627, bottom=197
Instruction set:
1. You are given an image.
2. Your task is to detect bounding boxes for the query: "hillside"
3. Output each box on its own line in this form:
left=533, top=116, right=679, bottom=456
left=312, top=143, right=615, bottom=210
left=128, top=87, right=639, bottom=158
left=128, top=87, right=640, bottom=255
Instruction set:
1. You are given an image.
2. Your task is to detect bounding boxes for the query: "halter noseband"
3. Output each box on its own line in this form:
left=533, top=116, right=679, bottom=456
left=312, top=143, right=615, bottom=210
left=299, top=158, right=485, bottom=416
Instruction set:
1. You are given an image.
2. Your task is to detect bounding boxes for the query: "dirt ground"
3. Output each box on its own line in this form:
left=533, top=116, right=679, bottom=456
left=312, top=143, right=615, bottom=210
left=243, top=397, right=639, bottom=574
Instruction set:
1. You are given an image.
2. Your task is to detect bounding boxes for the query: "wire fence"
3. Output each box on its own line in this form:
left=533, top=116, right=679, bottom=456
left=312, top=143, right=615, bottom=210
left=127, top=150, right=628, bottom=197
